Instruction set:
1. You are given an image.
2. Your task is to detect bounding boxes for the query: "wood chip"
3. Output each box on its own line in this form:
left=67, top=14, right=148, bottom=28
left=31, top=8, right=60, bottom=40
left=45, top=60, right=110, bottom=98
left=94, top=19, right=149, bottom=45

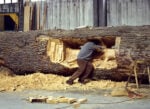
left=77, top=98, right=87, bottom=104
left=28, top=96, right=47, bottom=103
left=46, top=98, right=58, bottom=104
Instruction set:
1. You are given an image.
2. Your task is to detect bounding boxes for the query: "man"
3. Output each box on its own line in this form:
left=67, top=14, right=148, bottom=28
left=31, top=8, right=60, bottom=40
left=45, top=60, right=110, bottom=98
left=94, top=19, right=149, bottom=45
left=66, top=39, right=104, bottom=85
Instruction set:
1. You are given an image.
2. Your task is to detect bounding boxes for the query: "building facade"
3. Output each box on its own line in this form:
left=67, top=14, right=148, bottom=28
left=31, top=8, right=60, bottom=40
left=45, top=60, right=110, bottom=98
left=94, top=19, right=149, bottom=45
left=0, top=0, right=150, bottom=31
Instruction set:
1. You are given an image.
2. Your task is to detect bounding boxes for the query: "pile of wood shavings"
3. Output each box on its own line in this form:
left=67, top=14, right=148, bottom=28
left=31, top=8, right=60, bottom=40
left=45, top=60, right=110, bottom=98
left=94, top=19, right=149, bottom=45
left=0, top=69, right=127, bottom=92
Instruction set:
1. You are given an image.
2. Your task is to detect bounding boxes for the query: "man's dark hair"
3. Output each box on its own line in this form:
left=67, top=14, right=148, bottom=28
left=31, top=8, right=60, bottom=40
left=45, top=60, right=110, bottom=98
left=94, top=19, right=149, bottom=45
left=88, top=39, right=101, bottom=45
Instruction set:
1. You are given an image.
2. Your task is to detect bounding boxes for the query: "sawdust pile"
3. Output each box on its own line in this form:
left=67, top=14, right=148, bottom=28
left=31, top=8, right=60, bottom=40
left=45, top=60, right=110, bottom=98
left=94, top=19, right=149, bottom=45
left=0, top=68, right=127, bottom=92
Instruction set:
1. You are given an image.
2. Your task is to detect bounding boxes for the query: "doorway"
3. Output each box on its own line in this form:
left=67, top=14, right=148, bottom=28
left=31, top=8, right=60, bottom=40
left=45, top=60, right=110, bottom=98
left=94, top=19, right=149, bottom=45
left=0, top=13, right=18, bottom=31
left=4, top=15, right=16, bottom=31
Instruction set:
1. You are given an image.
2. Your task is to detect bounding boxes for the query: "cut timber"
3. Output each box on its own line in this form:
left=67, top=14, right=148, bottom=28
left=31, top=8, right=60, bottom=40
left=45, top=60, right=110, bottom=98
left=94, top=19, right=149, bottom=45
left=73, top=98, right=87, bottom=108
left=30, top=5, right=33, bottom=30
left=46, top=98, right=58, bottom=104
left=42, top=2, right=47, bottom=30
left=28, top=96, right=48, bottom=103
left=23, top=2, right=31, bottom=31
left=134, top=62, right=139, bottom=88
left=36, top=2, right=40, bottom=30
left=0, top=26, right=150, bottom=82
left=27, top=96, right=77, bottom=104
left=46, top=96, right=77, bottom=104
left=77, top=98, right=87, bottom=104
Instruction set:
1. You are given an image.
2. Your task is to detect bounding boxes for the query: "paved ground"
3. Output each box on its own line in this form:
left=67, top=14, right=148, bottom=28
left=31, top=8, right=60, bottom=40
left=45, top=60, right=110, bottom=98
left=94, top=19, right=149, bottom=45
left=0, top=89, right=150, bottom=109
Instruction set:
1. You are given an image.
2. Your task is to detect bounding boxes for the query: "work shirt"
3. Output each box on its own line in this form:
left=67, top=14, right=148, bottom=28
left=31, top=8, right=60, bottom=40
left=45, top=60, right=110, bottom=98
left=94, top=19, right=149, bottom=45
left=77, top=42, right=102, bottom=61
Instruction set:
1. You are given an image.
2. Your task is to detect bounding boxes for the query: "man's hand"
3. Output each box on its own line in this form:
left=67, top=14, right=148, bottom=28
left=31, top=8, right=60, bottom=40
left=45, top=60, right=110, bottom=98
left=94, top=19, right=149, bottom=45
left=94, top=45, right=106, bottom=52
left=0, top=59, right=5, bottom=65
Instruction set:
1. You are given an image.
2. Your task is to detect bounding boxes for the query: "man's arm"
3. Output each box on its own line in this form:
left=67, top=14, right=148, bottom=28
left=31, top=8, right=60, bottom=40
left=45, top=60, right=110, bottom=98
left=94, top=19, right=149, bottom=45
left=93, top=45, right=105, bottom=52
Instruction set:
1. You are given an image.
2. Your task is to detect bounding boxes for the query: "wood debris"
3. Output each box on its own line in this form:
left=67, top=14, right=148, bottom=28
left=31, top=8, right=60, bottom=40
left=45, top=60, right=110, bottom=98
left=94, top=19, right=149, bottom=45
left=26, top=95, right=85, bottom=105
left=28, top=96, right=48, bottom=103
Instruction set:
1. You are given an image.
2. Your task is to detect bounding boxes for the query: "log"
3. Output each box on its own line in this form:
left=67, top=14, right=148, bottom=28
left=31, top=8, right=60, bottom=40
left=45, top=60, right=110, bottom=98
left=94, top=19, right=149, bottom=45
left=0, top=26, right=150, bottom=82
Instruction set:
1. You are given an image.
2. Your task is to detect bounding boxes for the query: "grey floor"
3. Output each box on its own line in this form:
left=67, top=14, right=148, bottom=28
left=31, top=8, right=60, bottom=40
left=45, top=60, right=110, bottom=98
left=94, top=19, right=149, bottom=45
left=0, top=89, right=150, bottom=109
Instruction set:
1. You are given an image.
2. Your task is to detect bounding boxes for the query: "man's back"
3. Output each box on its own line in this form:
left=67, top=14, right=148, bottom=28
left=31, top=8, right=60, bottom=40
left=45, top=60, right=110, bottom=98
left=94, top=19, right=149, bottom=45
left=77, top=42, right=96, bottom=60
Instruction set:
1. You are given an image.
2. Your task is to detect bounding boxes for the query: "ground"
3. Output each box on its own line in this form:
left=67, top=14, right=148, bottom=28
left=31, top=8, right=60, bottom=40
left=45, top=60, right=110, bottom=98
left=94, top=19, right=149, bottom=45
left=1, top=90, right=150, bottom=109
left=0, top=67, right=150, bottom=109
left=0, top=67, right=127, bottom=92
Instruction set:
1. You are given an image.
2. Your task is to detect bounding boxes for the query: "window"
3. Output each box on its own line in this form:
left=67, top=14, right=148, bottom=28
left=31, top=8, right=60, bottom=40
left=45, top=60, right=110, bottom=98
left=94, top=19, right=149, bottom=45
left=0, top=0, right=18, bottom=4
left=31, top=0, right=45, bottom=1
left=12, top=0, right=18, bottom=3
left=5, top=0, right=11, bottom=4
left=0, top=0, right=4, bottom=4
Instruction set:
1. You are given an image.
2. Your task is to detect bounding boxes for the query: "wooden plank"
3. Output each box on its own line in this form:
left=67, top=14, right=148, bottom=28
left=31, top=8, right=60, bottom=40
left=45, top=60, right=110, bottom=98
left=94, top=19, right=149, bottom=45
left=30, top=4, right=33, bottom=30
left=134, top=62, right=139, bottom=88
left=42, top=2, right=47, bottom=30
left=36, top=2, right=40, bottom=30
left=23, top=2, right=31, bottom=32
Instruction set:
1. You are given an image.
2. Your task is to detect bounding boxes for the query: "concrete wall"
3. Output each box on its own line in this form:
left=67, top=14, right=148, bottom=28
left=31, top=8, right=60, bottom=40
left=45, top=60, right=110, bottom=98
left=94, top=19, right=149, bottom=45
left=107, top=0, right=150, bottom=26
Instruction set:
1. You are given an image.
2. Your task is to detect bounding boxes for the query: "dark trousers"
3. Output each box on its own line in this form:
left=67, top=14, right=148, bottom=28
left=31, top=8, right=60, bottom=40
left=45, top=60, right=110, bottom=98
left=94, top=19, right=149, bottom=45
left=69, top=59, right=94, bottom=81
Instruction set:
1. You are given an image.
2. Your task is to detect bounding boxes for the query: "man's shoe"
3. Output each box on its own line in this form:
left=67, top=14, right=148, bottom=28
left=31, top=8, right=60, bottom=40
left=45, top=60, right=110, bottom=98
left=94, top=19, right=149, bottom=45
left=66, top=79, right=73, bottom=85
left=78, top=79, right=84, bottom=83
left=78, top=79, right=90, bottom=84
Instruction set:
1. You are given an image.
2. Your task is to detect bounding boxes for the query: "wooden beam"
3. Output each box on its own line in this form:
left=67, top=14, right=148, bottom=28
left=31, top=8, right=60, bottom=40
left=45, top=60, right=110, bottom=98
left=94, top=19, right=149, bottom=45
left=36, top=2, right=40, bottom=30
left=23, top=1, right=31, bottom=31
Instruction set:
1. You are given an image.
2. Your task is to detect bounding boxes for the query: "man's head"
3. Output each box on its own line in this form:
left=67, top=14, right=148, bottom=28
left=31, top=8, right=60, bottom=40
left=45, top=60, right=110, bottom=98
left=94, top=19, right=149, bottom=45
left=88, top=39, right=101, bottom=45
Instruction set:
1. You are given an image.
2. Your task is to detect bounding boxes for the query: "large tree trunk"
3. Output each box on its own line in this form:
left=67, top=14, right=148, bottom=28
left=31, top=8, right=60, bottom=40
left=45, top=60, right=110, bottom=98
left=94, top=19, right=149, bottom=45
left=0, top=26, right=150, bottom=82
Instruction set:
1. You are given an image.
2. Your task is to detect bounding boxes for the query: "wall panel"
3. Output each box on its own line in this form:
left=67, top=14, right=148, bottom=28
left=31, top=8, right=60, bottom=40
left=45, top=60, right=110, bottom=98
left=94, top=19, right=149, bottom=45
left=107, top=0, right=150, bottom=26
left=39, top=0, right=94, bottom=30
